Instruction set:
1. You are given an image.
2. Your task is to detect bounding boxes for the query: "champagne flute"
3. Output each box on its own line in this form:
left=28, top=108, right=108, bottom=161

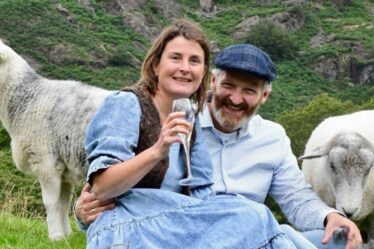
left=172, top=98, right=195, bottom=178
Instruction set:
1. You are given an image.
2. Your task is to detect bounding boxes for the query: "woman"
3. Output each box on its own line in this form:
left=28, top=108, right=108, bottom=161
left=85, top=19, right=297, bottom=249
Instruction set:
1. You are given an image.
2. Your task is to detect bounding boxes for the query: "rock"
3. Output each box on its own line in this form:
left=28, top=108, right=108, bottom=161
left=100, top=0, right=181, bottom=40
left=48, top=43, right=68, bottom=64
left=310, top=29, right=336, bottom=48
left=269, top=11, right=304, bottom=31
left=332, top=0, right=353, bottom=10
left=281, top=0, right=306, bottom=7
left=313, top=54, right=374, bottom=84
left=209, top=40, right=220, bottom=53
left=77, top=0, right=96, bottom=16
left=55, top=3, right=76, bottom=23
left=56, top=3, right=69, bottom=16
left=314, top=55, right=340, bottom=81
left=122, top=12, right=159, bottom=39
left=232, top=16, right=261, bottom=40
left=348, top=58, right=374, bottom=84
left=105, top=0, right=146, bottom=14
left=233, top=9, right=304, bottom=41
left=199, top=0, right=213, bottom=12
left=154, top=0, right=181, bottom=18
left=48, top=43, right=107, bottom=68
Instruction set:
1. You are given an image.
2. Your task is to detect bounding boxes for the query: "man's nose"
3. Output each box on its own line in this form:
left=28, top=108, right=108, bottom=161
left=229, top=90, right=243, bottom=105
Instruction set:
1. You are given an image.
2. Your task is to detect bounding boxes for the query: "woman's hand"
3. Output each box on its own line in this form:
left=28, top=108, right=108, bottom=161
left=75, top=184, right=115, bottom=225
left=153, top=111, right=192, bottom=157
left=91, top=112, right=192, bottom=201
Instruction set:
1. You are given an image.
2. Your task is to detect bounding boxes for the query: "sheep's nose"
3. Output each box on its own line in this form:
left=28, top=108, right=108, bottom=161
left=342, top=207, right=358, bottom=218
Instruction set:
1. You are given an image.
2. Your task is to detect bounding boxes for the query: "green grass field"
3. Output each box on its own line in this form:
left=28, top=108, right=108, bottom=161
left=0, top=212, right=85, bottom=249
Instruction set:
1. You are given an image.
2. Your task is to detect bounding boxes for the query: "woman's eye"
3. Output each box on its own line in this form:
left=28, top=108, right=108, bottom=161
left=190, top=58, right=201, bottom=65
left=171, top=56, right=179, bottom=61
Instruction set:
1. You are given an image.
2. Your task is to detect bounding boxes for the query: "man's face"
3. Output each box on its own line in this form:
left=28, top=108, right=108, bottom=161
left=209, top=70, right=270, bottom=133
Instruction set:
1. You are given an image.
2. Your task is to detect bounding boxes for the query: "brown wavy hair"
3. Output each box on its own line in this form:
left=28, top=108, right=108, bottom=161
left=137, top=19, right=210, bottom=114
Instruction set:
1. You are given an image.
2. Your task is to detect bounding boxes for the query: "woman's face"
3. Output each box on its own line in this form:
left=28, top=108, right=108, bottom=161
left=153, top=36, right=206, bottom=99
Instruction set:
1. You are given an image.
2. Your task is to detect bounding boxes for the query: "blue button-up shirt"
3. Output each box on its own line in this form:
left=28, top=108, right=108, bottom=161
left=199, top=104, right=337, bottom=231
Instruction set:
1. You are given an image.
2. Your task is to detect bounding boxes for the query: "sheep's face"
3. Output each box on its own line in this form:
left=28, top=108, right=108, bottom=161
left=326, top=133, right=374, bottom=221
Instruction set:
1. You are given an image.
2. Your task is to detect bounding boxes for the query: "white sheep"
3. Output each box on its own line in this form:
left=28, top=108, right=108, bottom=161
left=300, top=110, right=374, bottom=248
left=0, top=39, right=110, bottom=240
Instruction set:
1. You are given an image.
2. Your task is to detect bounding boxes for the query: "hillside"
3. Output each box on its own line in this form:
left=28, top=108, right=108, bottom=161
left=0, top=0, right=373, bottom=229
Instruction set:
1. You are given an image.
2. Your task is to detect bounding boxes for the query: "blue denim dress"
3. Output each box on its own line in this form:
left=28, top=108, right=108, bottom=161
left=85, top=92, right=296, bottom=249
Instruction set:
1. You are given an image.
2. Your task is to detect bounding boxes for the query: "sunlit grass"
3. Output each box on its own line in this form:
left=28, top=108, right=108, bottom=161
left=0, top=212, right=85, bottom=249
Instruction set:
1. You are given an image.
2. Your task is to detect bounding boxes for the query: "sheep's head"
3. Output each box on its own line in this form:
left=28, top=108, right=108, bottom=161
left=300, top=132, right=374, bottom=221
left=0, top=39, right=34, bottom=87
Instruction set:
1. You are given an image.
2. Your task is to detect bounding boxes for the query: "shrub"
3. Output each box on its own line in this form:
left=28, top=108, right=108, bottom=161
left=246, top=20, right=298, bottom=61
left=276, top=93, right=357, bottom=157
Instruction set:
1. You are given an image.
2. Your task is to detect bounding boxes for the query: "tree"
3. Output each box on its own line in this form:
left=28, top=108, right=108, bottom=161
left=247, top=20, right=298, bottom=61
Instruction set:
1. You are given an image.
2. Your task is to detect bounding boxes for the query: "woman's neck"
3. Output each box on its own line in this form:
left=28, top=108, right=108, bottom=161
left=152, top=92, right=173, bottom=124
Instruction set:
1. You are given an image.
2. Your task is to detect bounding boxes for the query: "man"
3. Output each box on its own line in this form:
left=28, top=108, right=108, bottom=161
left=75, top=44, right=362, bottom=249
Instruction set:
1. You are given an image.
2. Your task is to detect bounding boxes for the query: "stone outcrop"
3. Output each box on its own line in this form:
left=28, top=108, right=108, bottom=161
left=233, top=9, right=305, bottom=40
left=314, top=56, right=340, bottom=81
left=199, top=0, right=213, bottom=12
left=314, top=54, right=373, bottom=84
left=100, top=0, right=181, bottom=40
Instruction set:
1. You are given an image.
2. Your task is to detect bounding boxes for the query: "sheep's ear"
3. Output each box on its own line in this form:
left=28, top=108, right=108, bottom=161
left=298, top=153, right=326, bottom=160
left=298, top=146, right=328, bottom=160
left=0, top=54, right=7, bottom=63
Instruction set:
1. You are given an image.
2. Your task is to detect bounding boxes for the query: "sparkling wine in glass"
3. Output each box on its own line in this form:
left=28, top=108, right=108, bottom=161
left=172, top=98, right=195, bottom=178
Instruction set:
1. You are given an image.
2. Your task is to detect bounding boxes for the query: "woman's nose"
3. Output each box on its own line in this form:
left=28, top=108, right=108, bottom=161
left=179, top=60, right=191, bottom=73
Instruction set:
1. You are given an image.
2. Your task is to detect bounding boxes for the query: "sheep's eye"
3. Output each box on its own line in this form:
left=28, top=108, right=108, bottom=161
left=363, top=168, right=370, bottom=177
left=329, top=162, right=335, bottom=171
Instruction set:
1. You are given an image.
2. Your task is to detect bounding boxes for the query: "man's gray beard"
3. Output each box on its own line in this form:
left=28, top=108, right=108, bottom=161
left=213, top=107, right=251, bottom=132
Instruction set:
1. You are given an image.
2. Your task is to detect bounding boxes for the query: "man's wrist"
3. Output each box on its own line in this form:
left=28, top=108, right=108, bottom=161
left=324, top=212, right=346, bottom=227
left=72, top=199, right=89, bottom=231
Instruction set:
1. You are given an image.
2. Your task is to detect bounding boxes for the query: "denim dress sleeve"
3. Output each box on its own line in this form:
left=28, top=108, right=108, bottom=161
left=85, top=91, right=141, bottom=184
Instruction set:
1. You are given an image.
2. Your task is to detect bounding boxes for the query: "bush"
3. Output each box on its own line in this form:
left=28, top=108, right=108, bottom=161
left=276, top=93, right=357, bottom=157
left=246, top=20, right=298, bottom=61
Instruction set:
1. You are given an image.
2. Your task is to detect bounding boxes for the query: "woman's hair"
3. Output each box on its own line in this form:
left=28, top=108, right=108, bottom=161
left=138, top=19, right=210, bottom=114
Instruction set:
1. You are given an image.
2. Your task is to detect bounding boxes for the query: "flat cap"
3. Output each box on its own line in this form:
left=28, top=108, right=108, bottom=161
left=213, top=44, right=276, bottom=81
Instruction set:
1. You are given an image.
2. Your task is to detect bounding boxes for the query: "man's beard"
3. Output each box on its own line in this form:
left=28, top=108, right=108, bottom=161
left=212, top=94, right=259, bottom=131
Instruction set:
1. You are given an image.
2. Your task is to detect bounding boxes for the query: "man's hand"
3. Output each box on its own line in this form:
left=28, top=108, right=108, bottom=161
left=75, top=184, right=115, bottom=225
left=322, top=213, right=362, bottom=249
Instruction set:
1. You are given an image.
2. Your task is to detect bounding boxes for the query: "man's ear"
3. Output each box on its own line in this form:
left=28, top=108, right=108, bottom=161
left=210, top=74, right=217, bottom=90
left=260, top=90, right=270, bottom=104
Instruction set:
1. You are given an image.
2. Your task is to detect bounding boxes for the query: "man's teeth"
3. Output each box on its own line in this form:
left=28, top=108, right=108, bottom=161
left=227, top=104, right=241, bottom=110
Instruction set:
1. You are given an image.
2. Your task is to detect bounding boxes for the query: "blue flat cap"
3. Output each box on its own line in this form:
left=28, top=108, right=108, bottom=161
left=213, top=44, right=276, bottom=81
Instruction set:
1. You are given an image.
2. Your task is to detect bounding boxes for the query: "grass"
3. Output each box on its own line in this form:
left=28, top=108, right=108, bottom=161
left=0, top=212, right=85, bottom=249
left=0, top=151, right=85, bottom=248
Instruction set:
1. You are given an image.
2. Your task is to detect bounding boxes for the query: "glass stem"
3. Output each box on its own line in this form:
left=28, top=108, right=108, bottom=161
left=182, top=139, right=192, bottom=178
